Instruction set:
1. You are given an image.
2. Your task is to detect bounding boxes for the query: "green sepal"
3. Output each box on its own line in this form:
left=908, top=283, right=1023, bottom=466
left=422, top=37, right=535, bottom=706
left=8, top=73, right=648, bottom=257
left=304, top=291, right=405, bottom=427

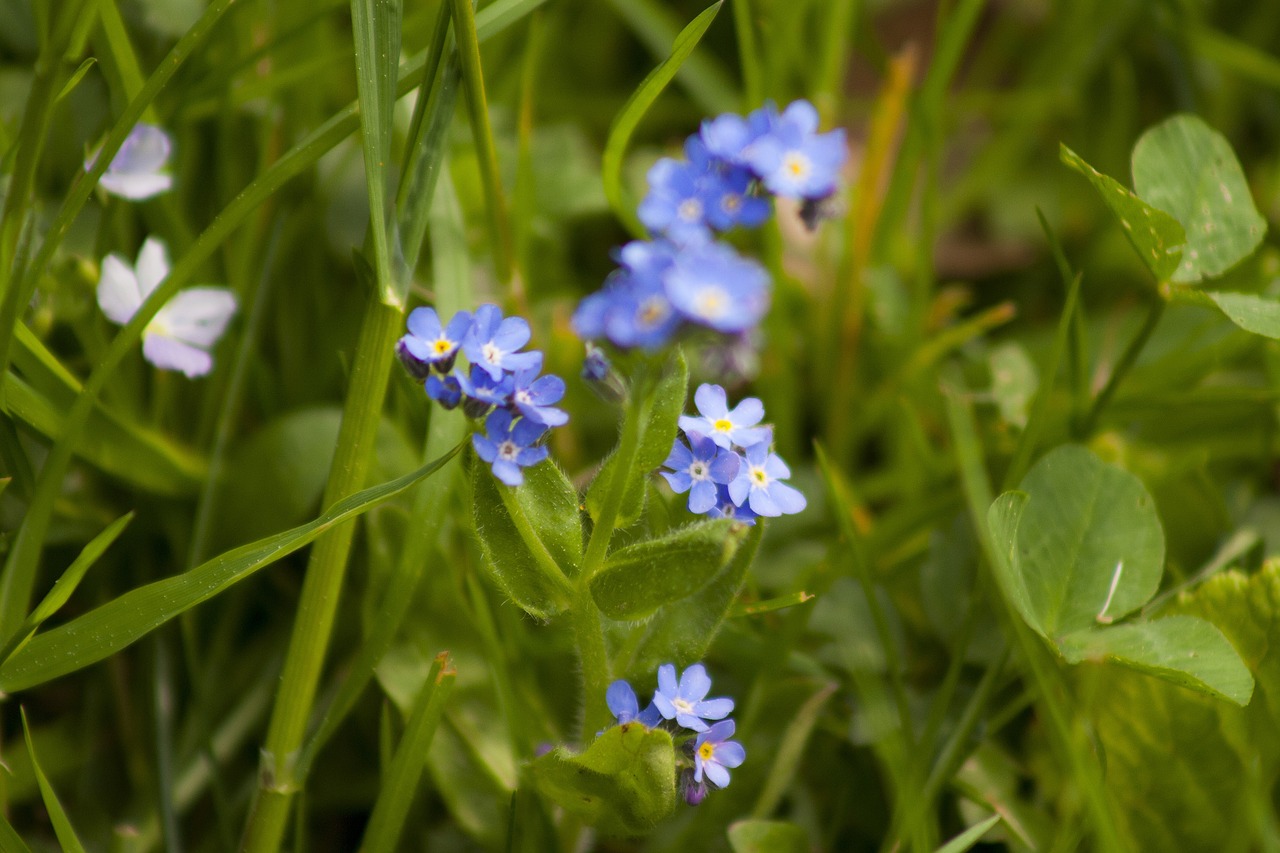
left=586, top=352, right=687, bottom=529
left=471, top=456, right=579, bottom=619
left=590, top=519, right=743, bottom=621
left=529, top=723, right=676, bottom=836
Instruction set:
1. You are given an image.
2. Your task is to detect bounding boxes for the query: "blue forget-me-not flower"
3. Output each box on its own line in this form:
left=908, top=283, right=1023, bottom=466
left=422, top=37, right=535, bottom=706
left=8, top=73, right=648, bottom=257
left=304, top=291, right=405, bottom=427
left=694, top=719, right=746, bottom=788
left=661, top=431, right=741, bottom=514
left=653, top=663, right=734, bottom=733
left=606, top=680, right=663, bottom=728
left=472, top=408, right=548, bottom=487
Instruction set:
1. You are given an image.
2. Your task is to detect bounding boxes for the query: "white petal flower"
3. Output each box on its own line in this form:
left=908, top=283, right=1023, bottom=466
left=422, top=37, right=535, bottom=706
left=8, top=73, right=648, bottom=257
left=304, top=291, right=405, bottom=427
left=88, top=123, right=174, bottom=200
left=96, top=237, right=237, bottom=378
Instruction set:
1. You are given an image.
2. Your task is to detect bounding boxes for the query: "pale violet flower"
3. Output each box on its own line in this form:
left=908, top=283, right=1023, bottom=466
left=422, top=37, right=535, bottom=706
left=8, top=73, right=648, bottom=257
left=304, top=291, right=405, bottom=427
left=89, top=123, right=174, bottom=200
left=98, top=237, right=237, bottom=378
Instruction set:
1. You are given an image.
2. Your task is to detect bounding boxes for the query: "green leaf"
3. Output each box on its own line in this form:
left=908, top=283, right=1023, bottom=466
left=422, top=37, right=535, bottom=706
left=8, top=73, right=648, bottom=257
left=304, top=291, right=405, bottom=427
left=21, top=708, right=85, bottom=853
left=586, top=352, right=687, bottom=528
left=0, top=512, right=133, bottom=666
left=529, top=724, right=676, bottom=836
left=591, top=519, right=742, bottom=620
left=986, top=492, right=1043, bottom=636
left=601, top=1, right=723, bottom=235
left=0, top=444, right=462, bottom=692
left=1131, top=113, right=1267, bottom=283
left=359, top=652, right=456, bottom=852
left=350, top=0, right=404, bottom=307
left=471, top=459, right=578, bottom=619
left=935, top=814, right=1002, bottom=853
left=627, top=522, right=762, bottom=678
left=988, top=445, right=1164, bottom=638
left=987, top=342, right=1037, bottom=429
left=1204, top=290, right=1280, bottom=338
left=1059, top=616, right=1253, bottom=705
left=1060, top=143, right=1186, bottom=281
left=727, top=819, right=808, bottom=853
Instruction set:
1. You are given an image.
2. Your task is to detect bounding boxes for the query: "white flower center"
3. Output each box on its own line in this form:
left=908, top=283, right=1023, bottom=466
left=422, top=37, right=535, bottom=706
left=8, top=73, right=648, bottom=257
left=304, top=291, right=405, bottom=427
left=673, top=698, right=695, bottom=716
left=750, top=465, right=769, bottom=487
left=515, top=389, right=533, bottom=405
left=783, top=151, right=811, bottom=180
left=678, top=198, right=703, bottom=222
left=638, top=296, right=669, bottom=327
left=721, top=193, right=741, bottom=213
left=689, top=462, right=709, bottom=481
left=498, top=440, right=520, bottom=461
left=694, top=286, right=728, bottom=319
left=482, top=342, right=503, bottom=365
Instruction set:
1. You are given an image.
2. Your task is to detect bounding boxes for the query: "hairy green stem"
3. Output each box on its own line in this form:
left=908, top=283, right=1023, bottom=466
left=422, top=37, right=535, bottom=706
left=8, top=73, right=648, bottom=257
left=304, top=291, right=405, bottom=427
left=239, top=300, right=402, bottom=853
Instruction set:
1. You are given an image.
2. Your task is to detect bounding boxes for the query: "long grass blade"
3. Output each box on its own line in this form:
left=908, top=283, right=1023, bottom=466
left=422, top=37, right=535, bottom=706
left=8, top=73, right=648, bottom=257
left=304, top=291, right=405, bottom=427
left=21, top=708, right=86, bottom=853
left=0, top=443, right=462, bottom=693
left=601, top=1, right=723, bottom=237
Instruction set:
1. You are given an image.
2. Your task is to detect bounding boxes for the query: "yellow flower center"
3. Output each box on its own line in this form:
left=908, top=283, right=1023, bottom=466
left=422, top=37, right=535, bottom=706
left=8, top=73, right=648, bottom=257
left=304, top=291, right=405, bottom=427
left=784, top=152, right=811, bottom=178
left=698, top=741, right=716, bottom=760
left=433, top=339, right=452, bottom=354
left=713, top=418, right=733, bottom=433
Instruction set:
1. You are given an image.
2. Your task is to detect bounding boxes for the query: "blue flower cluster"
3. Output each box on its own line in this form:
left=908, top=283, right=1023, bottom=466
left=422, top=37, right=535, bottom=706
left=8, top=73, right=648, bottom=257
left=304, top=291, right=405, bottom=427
left=572, top=100, right=846, bottom=352
left=661, top=384, right=806, bottom=522
left=606, top=662, right=745, bottom=804
left=397, top=303, right=567, bottom=487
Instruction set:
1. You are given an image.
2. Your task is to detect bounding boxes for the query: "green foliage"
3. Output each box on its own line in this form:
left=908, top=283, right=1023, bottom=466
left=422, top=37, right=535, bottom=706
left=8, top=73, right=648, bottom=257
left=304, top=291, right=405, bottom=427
left=530, top=723, right=676, bottom=836
left=471, top=457, right=578, bottom=618
left=727, top=819, right=808, bottom=853
left=1131, top=114, right=1267, bottom=283
left=990, top=445, right=1253, bottom=703
left=591, top=518, right=742, bottom=620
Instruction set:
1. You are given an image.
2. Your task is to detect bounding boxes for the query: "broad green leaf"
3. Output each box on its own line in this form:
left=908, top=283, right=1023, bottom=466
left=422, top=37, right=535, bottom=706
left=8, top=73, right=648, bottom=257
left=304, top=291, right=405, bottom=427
left=1132, top=113, right=1267, bottom=283
left=350, top=0, right=404, bottom=307
left=587, top=352, right=687, bottom=528
left=0, top=444, right=461, bottom=692
left=530, top=723, right=676, bottom=836
left=728, top=819, right=808, bottom=853
left=991, top=445, right=1164, bottom=638
left=1205, top=290, right=1280, bottom=339
left=1058, top=615, right=1253, bottom=705
left=627, top=522, right=762, bottom=678
left=21, top=708, right=85, bottom=853
left=591, top=519, right=741, bottom=620
left=1087, top=563, right=1280, bottom=850
left=471, top=459, right=577, bottom=619
left=935, top=815, right=1002, bottom=853
left=985, top=491, right=1042, bottom=636
left=1060, top=143, right=1185, bottom=281
left=601, top=1, right=723, bottom=235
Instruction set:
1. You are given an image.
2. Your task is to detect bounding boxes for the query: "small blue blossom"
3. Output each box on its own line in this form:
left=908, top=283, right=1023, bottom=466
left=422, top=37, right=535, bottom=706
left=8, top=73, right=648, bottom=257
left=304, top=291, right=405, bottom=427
left=399, top=307, right=473, bottom=376
left=605, top=680, right=662, bottom=728
left=457, top=364, right=516, bottom=417
left=665, top=242, right=770, bottom=333
left=425, top=373, right=462, bottom=409
left=682, top=770, right=709, bottom=806
left=510, top=366, right=569, bottom=427
left=694, top=719, right=746, bottom=788
left=743, top=100, right=847, bottom=201
left=653, top=663, right=734, bottom=733
left=700, top=163, right=771, bottom=233
left=699, top=108, right=772, bottom=168
left=637, top=153, right=715, bottom=245
left=706, top=484, right=758, bottom=526
left=661, top=431, right=741, bottom=514
left=728, top=439, right=807, bottom=517
left=90, top=123, right=174, bottom=200
left=472, top=408, right=548, bottom=487
left=463, top=303, right=542, bottom=381
left=678, top=384, right=770, bottom=450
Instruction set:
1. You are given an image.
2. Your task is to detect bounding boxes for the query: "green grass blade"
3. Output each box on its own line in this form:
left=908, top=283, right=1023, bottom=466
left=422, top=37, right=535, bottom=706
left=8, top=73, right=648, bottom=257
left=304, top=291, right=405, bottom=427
left=475, top=0, right=551, bottom=41
left=54, top=57, right=97, bottom=103
left=0, top=443, right=462, bottom=693
left=603, top=0, right=736, bottom=114
left=351, top=0, right=404, bottom=307
left=21, top=707, right=86, bottom=853
left=935, top=814, right=1001, bottom=853
left=357, top=653, right=457, bottom=852
left=0, top=512, right=133, bottom=666
left=601, top=1, right=723, bottom=237
left=751, top=683, right=837, bottom=818
left=0, top=812, right=33, bottom=853
left=449, top=0, right=513, bottom=286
